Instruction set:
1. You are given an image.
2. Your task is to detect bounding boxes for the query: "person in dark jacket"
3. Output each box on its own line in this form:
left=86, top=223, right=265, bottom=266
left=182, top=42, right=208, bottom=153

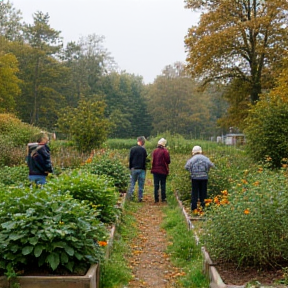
left=151, top=138, right=170, bottom=203
left=185, top=145, right=214, bottom=214
left=127, top=136, right=147, bottom=202
left=27, top=132, right=53, bottom=185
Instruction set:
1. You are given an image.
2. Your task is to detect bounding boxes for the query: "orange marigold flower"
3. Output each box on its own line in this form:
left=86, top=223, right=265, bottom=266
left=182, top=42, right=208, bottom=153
left=221, top=190, right=228, bottom=196
left=204, top=198, right=213, bottom=203
left=258, top=167, right=263, bottom=173
left=253, top=181, right=260, bottom=186
left=86, top=157, right=92, bottom=163
left=98, top=241, right=108, bottom=247
left=241, top=179, right=248, bottom=184
left=244, top=209, right=250, bottom=215
left=214, top=196, right=220, bottom=204
left=220, top=199, right=229, bottom=205
left=282, top=164, right=288, bottom=168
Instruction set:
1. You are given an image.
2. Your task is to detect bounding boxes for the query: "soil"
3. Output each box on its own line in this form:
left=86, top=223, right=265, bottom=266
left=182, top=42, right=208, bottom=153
left=126, top=176, right=287, bottom=288
left=126, top=177, right=181, bottom=288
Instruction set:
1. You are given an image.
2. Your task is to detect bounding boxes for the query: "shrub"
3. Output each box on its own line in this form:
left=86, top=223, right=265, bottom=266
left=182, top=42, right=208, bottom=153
left=244, top=95, right=288, bottom=168
left=0, top=165, right=28, bottom=186
left=201, top=167, right=288, bottom=268
left=85, top=151, right=130, bottom=193
left=0, top=186, right=107, bottom=275
left=57, top=100, right=110, bottom=152
left=0, top=113, right=41, bottom=167
left=47, top=169, right=120, bottom=223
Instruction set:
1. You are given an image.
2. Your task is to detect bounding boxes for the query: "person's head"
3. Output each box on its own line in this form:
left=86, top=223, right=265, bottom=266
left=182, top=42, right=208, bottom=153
left=137, top=136, right=146, bottom=146
left=157, top=138, right=167, bottom=147
left=192, top=145, right=202, bottom=155
left=35, top=132, right=49, bottom=144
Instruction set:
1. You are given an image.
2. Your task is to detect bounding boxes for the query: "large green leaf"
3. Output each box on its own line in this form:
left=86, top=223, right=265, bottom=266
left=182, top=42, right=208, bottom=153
left=22, top=245, right=33, bottom=255
left=46, top=252, right=60, bottom=271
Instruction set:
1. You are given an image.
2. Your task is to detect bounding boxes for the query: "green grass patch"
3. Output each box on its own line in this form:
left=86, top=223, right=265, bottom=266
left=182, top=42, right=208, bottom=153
left=162, top=187, right=209, bottom=288
left=100, top=202, right=139, bottom=288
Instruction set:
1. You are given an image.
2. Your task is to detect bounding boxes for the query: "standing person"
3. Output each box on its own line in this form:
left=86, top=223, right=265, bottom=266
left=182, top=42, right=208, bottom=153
left=127, top=136, right=147, bottom=202
left=185, top=145, right=214, bottom=214
left=151, top=138, right=170, bottom=203
left=27, top=132, right=53, bottom=185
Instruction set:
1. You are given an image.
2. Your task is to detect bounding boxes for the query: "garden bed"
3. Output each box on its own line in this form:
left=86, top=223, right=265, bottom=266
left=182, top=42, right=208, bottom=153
left=176, top=195, right=287, bottom=288
left=0, top=264, right=100, bottom=288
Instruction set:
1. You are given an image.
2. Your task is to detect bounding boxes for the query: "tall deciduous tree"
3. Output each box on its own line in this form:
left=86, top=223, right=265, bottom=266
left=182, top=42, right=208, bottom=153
left=185, top=0, right=288, bottom=104
left=0, top=0, right=23, bottom=41
left=62, top=34, right=116, bottom=107
left=0, top=50, right=21, bottom=112
left=146, top=62, right=218, bottom=138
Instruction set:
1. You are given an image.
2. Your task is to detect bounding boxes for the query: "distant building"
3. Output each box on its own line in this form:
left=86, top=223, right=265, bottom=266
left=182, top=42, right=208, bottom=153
left=224, top=133, right=245, bottom=145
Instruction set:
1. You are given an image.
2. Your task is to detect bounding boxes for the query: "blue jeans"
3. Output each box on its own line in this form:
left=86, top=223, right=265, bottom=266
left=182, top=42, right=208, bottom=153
left=128, top=169, right=146, bottom=200
left=191, top=179, right=208, bottom=210
left=29, top=175, right=47, bottom=185
left=153, top=173, right=167, bottom=202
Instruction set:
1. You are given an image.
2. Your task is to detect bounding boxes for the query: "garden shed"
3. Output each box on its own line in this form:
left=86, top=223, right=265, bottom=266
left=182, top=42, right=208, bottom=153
left=224, top=133, right=245, bottom=145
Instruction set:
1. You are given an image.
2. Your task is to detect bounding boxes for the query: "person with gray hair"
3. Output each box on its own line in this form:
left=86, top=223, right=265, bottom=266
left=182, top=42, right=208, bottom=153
left=127, top=136, right=148, bottom=202
left=185, top=145, right=214, bottom=214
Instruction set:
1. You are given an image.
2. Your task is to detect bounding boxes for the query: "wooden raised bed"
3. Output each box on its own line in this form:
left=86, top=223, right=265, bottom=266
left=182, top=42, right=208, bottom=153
left=0, top=263, right=100, bottom=288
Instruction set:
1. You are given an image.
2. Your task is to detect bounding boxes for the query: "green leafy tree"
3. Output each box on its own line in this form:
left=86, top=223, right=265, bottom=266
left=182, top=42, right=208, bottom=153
left=57, top=98, right=111, bottom=152
left=61, top=34, right=116, bottom=107
left=100, top=72, right=152, bottom=138
left=0, top=0, right=23, bottom=41
left=244, top=58, right=288, bottom=167
left=0, top=51, right=21, bottom=112
left=185, top=0, right=288, bottom=104
left=146, top=62, right=217, bottom=138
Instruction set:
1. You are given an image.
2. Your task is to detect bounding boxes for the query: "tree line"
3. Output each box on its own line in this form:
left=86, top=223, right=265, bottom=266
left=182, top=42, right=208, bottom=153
left=0, top=0, right=227, bottom=144
left=2, top=0, right=288, bottom=161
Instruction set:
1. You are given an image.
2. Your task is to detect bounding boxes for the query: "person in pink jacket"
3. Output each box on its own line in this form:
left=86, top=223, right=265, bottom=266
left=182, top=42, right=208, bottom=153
left=151, top=138, right=171, bottom=203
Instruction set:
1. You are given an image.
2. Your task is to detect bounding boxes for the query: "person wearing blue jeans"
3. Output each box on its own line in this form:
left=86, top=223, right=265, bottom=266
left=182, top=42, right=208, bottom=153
left=127, top=136, right=147, bottom=202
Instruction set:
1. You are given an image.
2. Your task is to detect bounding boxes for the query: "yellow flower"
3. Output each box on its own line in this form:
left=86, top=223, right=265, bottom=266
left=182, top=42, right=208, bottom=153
left=253, top=181, right=260, bottom=186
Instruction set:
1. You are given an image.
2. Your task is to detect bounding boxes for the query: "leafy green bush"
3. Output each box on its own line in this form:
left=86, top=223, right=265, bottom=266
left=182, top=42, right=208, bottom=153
left=57, top=100, right=110, bottom=152
left=0, top=113, right=41, bottom=167
left=0, top=165, right=28, bottom=186
left=244, top=95, right=288, bottom=168
left=201, top=167, right=288, bottom=268
left=0, top=186, right=107, bottom=274
left=47, top=169, right=120, bottom=223
left=85, top=151, right=130, bottom=193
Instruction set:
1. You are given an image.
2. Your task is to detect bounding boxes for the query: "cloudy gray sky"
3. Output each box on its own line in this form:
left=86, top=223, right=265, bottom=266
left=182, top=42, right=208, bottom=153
left=11, top=0, right=199, bottom=84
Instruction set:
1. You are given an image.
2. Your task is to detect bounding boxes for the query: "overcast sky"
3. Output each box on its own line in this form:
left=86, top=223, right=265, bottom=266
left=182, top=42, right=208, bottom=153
left=11, top=0, right=199, bottom=84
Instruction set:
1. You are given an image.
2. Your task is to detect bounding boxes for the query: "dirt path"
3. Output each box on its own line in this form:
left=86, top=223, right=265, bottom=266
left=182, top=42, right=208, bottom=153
left=127, top=176, right=181, bottom=288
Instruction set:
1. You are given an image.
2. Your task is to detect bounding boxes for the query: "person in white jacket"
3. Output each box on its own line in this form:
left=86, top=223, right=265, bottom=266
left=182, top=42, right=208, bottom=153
left=185, top=145, right=214, bottom=213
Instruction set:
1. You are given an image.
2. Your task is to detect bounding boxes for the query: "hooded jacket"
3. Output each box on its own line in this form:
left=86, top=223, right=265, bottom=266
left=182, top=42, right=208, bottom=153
left=27, top=143, right=53, bottom=176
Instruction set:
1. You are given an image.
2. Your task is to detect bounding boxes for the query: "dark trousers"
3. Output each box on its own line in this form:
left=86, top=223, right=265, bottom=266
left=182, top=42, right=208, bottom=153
left=153, top=173, right=167, bottom=202
left=191, top=179, right=208, bottom=210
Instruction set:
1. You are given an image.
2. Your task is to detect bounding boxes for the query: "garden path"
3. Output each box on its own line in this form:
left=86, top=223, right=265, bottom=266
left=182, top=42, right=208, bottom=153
left=126, top=176, right=182, bottom=288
